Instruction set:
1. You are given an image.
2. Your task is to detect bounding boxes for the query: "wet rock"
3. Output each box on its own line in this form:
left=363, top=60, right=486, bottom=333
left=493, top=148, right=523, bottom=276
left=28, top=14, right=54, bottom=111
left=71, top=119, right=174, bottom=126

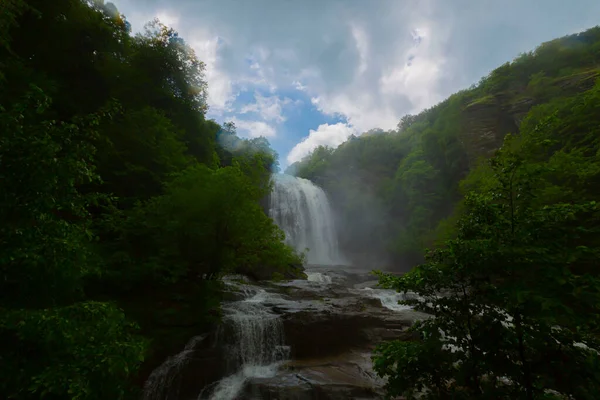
left=353, top=280, right=380, bottom=290
left=235, top=263, right=307, bottom=282
left=281, top=293, right=425, bottom=359
left=222, top=289, right=248, bottom=302
left=157, top=266, right=427, bottom=399
left=245, top=352, right=385, bottom=400
left=143, top=333, right=227, bottom=400
left=283, top=311, right=379, bottom=359
left=286, top=263, right=308, bottom=279
left=178, top=347, right=226, bottom=400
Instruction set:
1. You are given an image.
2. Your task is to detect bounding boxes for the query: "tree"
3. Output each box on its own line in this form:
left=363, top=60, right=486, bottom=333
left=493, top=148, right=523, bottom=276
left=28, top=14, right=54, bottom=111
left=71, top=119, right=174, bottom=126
left=0, top=86, right=146, bottom=400
left=1, top=1, right=301, bottom=398
left=106, top=156, right=302, bottom=286
left=373, top=136, right=600, bottom=399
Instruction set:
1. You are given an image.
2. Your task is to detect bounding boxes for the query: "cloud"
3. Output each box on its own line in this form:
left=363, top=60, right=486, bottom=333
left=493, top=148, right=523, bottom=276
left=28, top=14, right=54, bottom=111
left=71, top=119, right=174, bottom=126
left=189, top=35, right=237, bottom=115
left=286, top=123, right=356, bottom=165
left=240, top=93, right=294, bottom=123
left=112, top=0, right=600, bottom=165
left=229, top=117, right=277, bottom=138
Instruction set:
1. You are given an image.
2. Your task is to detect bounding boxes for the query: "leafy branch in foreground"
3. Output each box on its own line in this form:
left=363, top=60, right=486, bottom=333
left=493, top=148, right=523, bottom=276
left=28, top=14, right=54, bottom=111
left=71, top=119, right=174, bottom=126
left=373, top=136, right=600, bottom=400
left=0, top=86, right=147, bottom=399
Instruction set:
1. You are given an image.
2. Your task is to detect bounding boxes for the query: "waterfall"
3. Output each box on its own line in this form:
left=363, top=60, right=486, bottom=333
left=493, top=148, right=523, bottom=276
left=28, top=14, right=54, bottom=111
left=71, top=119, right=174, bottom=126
left=200, top=288, right=289, bottom=400
left=142, top=335, right=206, bottom=400
left=269, top=174, right=345, bottom=265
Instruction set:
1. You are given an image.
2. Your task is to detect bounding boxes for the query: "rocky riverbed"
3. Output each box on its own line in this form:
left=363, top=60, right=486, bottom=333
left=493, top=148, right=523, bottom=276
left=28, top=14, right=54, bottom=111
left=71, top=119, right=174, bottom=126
left=143, top=265, right=429, bottom=400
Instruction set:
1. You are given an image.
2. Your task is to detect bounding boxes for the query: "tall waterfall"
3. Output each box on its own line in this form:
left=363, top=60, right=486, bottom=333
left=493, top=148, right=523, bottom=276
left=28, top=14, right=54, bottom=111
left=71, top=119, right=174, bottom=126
left=269, top=174, right=345, bottom=265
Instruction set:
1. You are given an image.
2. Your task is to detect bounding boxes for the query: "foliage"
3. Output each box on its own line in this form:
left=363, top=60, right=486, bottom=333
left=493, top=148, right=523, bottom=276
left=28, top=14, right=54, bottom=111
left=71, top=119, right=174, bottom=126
left=0, top=85, right=147, bottom=399
left=372, top=96, right=600, bottom=398
left=106, top=158, right=301, bottom=286
left=291, top=26, right=600, bottom=269
left=1, top=1, right=301, bottom=398
left=1, top=302, right=147, bottom=400
left=0, top=86, right=100, bottom=307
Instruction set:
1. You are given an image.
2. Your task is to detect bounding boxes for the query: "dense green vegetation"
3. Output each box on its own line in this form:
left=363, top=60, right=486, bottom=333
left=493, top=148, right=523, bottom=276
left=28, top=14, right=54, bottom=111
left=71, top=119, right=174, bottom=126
left=373, top=82, right=600, bottom=398
left=291, top=25, right=600, bottom=398
left=359, top=30, right=600, bottom=400
left=290, top=26, right=600, bottom=269
left=0, top=1, right=301, bottom=398
left=4, top=0, right=600, bottom=397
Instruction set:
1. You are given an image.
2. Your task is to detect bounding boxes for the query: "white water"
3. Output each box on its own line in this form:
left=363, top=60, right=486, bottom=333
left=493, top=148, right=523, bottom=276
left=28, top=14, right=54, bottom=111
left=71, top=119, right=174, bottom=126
left=306, top=272, right=332, bottom=284
left=143, top=335, right=206, bottom=400
left=201, top=288, right=289, bottom=400
left=361, top=287, right=413, bottom=311
left=269, top=174, right=346, bottom=265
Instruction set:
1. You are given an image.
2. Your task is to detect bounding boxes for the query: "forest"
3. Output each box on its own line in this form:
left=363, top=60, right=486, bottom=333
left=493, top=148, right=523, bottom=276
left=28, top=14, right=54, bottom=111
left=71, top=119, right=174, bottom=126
left=3, top=0, right=600, bottom=399
left=0, top=0, right=303, bottom=398
left=292, top=25, right=600, bottom=399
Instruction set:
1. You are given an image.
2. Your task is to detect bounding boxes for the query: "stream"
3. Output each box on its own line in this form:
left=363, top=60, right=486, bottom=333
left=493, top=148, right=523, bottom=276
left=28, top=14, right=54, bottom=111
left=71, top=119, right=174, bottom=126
left=143, top=265, right=427, bottom=400
left=143, top=175, right=428, bottom=399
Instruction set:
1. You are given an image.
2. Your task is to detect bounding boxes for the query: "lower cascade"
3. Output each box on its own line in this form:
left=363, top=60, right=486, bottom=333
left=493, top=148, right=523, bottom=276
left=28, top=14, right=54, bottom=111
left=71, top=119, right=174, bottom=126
left=200, top=287, right=290, bottom=400
left=141, top=269, right=427, bottom=400
left=269, top=174, right=346, bottom=265
left=142, top=335, right=207, bottom=400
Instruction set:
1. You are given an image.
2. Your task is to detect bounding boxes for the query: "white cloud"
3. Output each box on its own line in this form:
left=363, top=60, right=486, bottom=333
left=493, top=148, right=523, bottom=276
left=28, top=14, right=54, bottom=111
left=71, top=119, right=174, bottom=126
left=378, top=25, right=446, bottom=114
left=189, top=34, right=237, bottom=115
left=293, top=80, right=307, bottom=91
left=287, top=123, right=356, bottom=164
left=350, top=23, right=369, bottom=77
left=116, top=6, right=238, bottom=115
left=230, top=117, right=277, bottom=138
left=112, top=0, right=600, bottom=164
left=155, top=10, right=180, bottom=28
left=114, top=0, right=450, bottom=137
left=240, top=93, right=292, bottom=123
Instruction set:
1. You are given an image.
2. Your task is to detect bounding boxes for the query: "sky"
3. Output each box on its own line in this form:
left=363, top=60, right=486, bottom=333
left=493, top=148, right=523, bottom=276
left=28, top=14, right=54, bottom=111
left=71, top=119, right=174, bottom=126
left=111, top=0, right=600, bottom=169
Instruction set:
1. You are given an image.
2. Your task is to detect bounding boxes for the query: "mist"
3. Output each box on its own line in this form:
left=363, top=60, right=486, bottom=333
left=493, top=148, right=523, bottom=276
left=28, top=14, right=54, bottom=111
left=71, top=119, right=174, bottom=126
left=285, top=147, right=402, bottom=271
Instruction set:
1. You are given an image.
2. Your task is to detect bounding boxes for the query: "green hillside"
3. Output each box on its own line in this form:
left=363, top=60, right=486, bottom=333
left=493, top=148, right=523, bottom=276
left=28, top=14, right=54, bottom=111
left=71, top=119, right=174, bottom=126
left=290, top=26, right=600, bottom=269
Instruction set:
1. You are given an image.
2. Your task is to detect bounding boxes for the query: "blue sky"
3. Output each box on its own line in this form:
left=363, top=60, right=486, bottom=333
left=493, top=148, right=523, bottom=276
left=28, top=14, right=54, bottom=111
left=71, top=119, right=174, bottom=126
left=111, top=0, right=600, bottom=169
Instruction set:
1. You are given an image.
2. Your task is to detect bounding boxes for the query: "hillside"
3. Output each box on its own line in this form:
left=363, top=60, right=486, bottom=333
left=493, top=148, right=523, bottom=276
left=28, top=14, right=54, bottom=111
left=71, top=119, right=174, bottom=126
left=289, top=25, right=600, bottom=270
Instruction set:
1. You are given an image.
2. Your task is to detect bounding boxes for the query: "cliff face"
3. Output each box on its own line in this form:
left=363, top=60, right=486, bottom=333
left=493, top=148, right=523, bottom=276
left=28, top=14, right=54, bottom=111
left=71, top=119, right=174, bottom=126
left=461, top=94, right=519, bottom=161
left=460, top=68, right=600, bottom=164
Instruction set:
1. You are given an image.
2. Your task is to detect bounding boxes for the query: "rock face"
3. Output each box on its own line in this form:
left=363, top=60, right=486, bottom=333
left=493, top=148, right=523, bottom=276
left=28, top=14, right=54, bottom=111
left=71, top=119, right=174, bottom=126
left=460, top=69, right=600, bottom=166
left=144, top=265, right=426, bottom=399
left=142, top=332, right=227, bottom=400
left=235, top=266, right=425, bottom=399
left=245, top=352, right=385, bottom=400
left=278, top=284, right=423, bottom=361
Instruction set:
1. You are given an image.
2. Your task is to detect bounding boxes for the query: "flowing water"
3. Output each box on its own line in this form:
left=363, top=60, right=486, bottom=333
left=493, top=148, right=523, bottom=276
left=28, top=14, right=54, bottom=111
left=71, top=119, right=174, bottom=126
left=143, top=174, right=427, bottom=399
left=143, top=268, right=427, bottom=399
left=269, top=174, right=346, bottom=265
left=143, top=336, right=207, bottom=400
left=306, top=271, right=333, bottom=284
left=199, top=287, right=290, bottom=400
left=361, top=287, right=413, bottom=311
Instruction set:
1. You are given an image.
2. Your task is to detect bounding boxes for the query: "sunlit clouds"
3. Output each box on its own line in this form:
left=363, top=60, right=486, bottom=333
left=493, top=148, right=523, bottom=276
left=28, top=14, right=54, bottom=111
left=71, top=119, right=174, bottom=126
left=112, top=0, right=600, bottom=167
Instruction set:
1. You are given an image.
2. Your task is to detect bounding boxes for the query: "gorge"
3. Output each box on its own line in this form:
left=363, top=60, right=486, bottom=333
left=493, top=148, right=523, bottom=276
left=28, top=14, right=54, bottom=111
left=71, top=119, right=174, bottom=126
left=141, top=175, right=423, bottom=400
left=5, top=2, right=600, bottom=398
